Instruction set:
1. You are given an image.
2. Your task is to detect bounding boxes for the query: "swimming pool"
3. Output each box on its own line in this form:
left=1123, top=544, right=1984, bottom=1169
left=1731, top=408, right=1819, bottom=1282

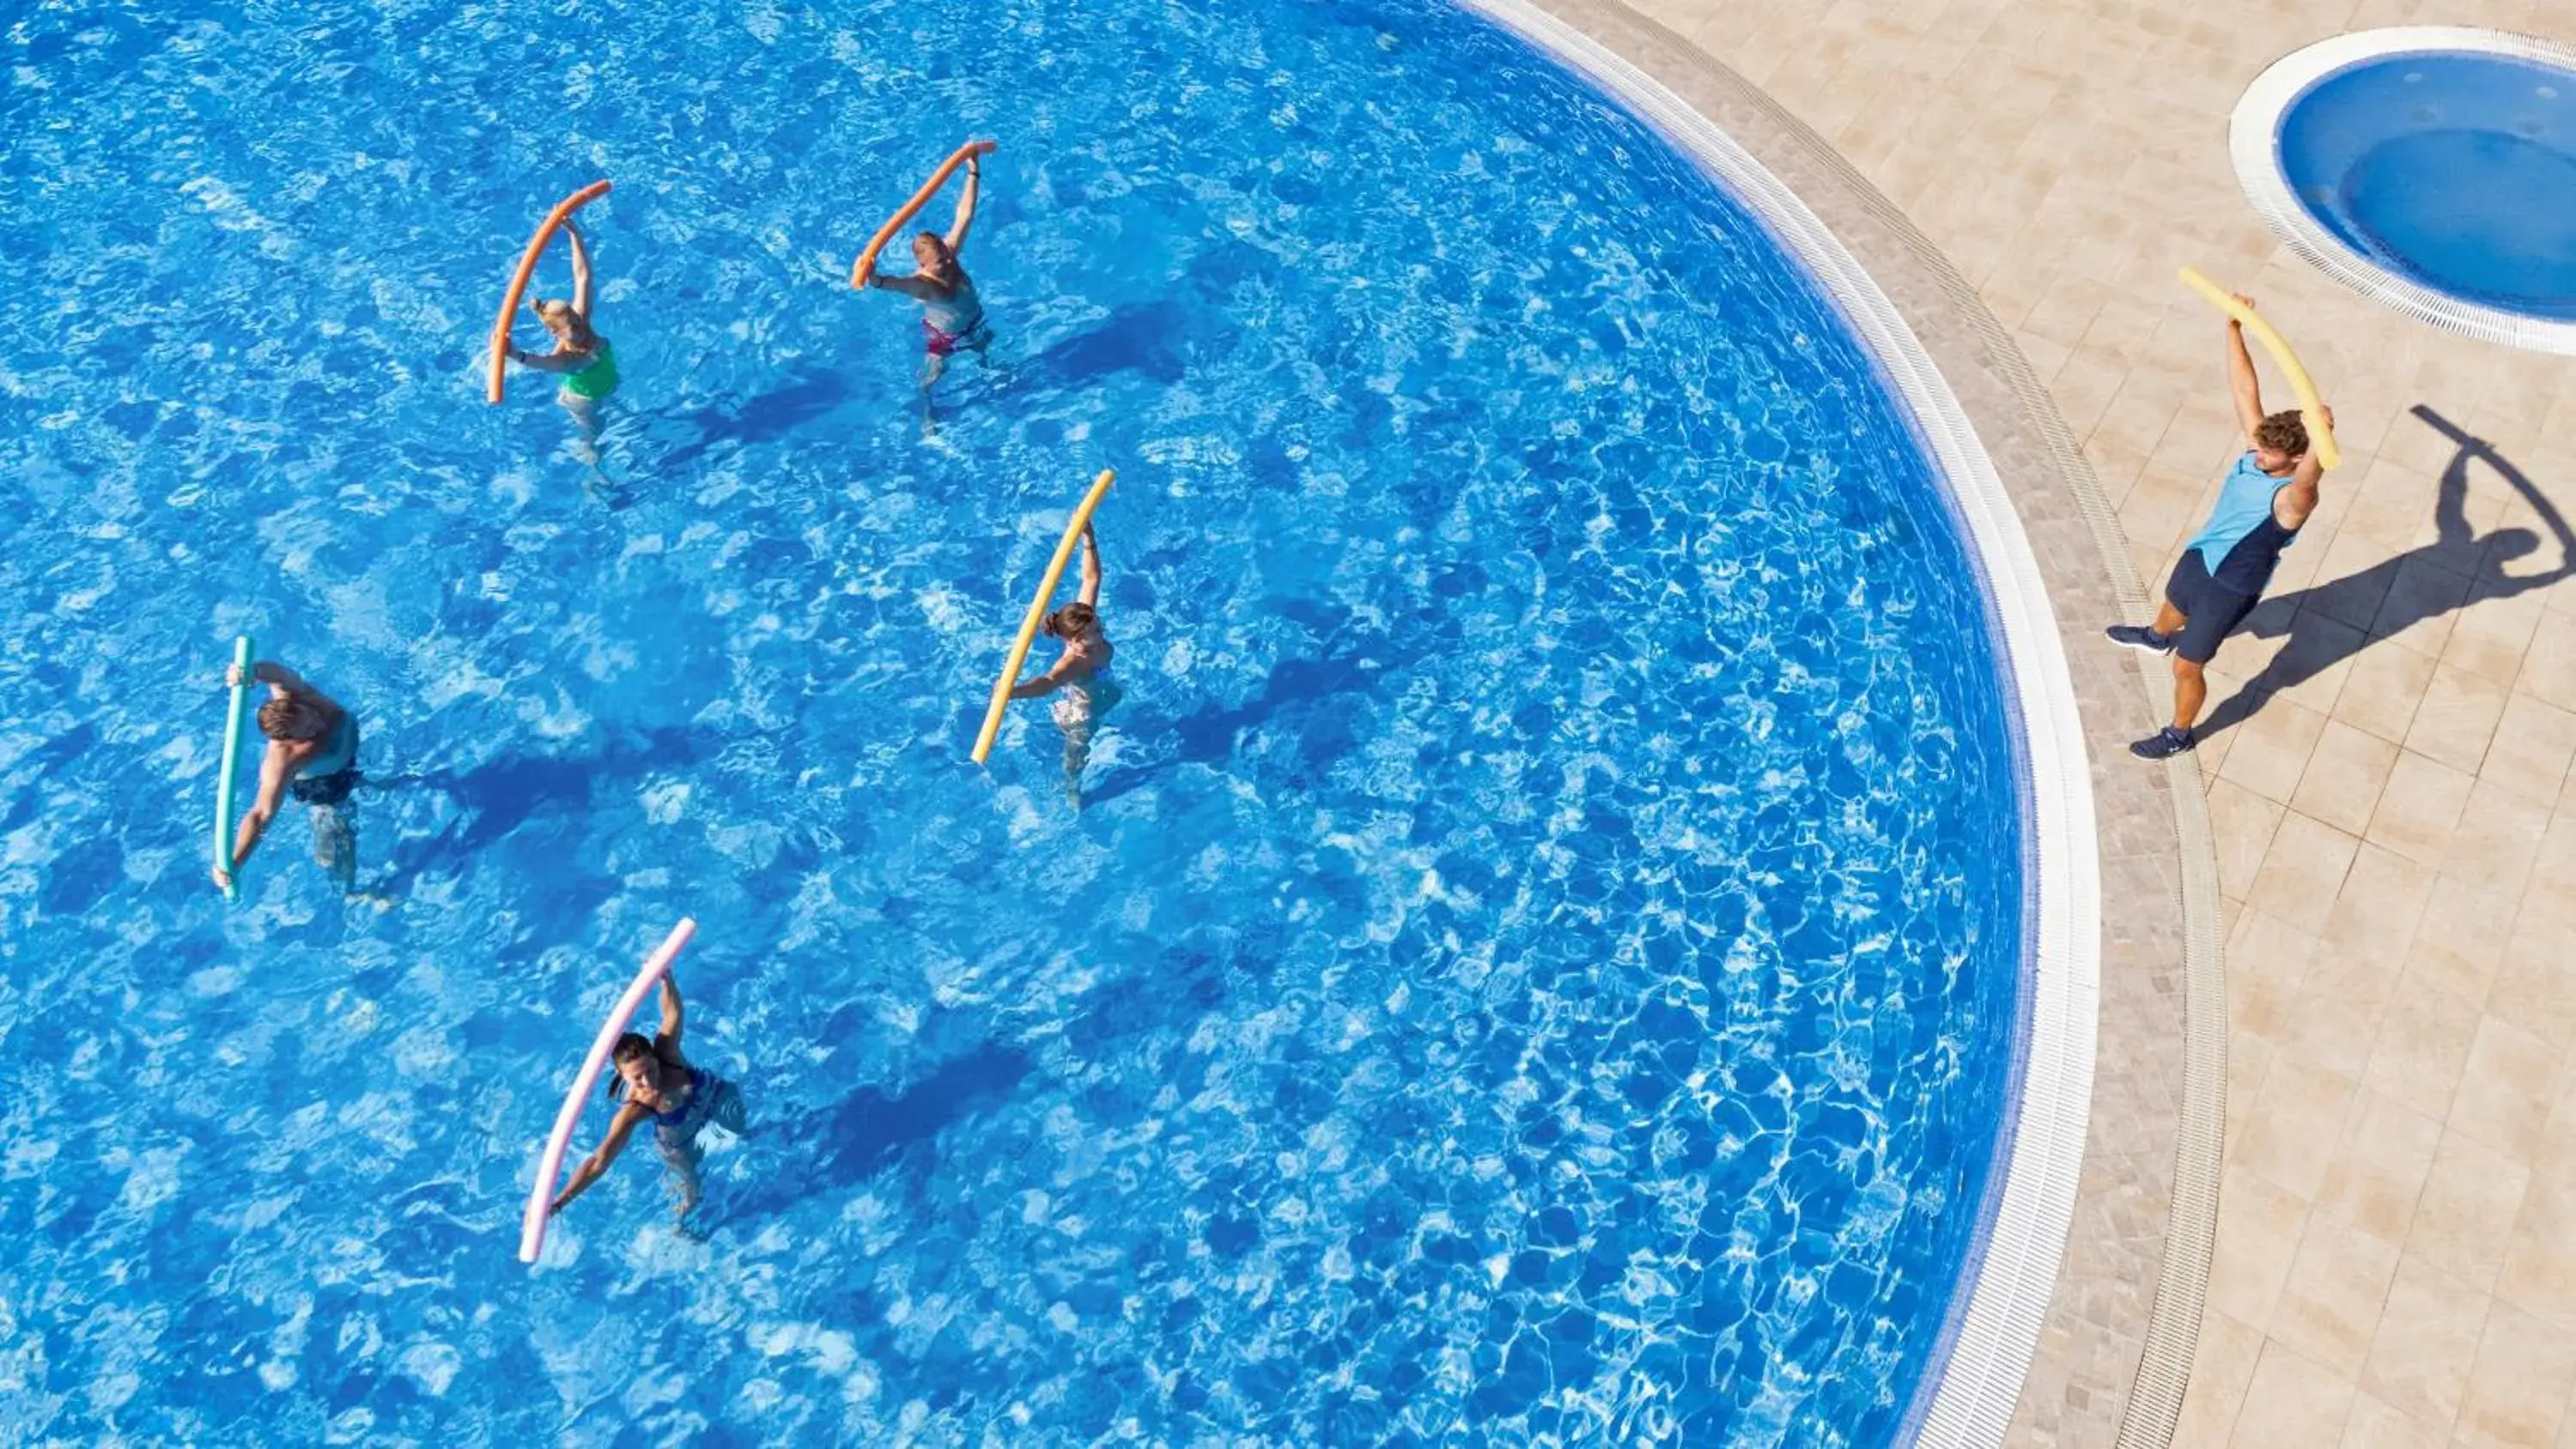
left=0, top=0, right=2030, bottom=1442
left=2237, top=27, right=2576, bottom=352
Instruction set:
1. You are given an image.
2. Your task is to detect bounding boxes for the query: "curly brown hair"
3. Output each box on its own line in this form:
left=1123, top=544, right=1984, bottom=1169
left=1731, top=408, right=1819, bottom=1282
left=2255, top=409, right=2308, bottom=458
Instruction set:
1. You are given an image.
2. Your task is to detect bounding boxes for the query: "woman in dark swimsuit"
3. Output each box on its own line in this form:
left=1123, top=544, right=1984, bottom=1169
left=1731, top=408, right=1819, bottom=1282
left=548, top=968, right=748, bottom=1222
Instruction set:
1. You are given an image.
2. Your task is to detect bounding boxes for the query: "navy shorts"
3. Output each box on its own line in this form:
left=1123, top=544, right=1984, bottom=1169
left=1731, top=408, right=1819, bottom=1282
left=2164, top=549, right=2259, bottom=665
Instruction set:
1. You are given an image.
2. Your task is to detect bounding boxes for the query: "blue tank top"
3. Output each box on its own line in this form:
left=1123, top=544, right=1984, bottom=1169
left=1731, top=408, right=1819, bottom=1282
left=2186, top=452, right=2301, bottom=596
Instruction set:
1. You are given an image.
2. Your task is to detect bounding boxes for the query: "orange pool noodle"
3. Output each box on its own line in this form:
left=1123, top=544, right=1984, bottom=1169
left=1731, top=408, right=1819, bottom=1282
left=487, top=179, right=613, bottom=404
left=850, top=140, right=996, bottom=290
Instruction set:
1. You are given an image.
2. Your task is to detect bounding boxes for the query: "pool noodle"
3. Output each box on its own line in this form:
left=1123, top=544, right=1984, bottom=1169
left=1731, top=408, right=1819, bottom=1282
left=486, top=179, right=614, bottom=404
left=848, top=140, right=997, bottom=290
left=970, top=469, right=1116, bottom=765
left=2178, top=267, right=2342, bottom=470
left=518, top=918, right=698, bottom=1264
left=212, top=634, right=253, bottom=901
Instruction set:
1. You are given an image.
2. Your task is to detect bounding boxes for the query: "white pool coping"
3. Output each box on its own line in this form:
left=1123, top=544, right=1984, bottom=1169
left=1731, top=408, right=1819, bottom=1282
left=1453, top=3, right=2103, bottom=1444
left=2232, top=25, right=2576, bottom=356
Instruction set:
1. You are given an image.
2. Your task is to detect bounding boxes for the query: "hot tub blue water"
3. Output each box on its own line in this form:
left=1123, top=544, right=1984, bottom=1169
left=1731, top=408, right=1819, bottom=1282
left=0, top=0, right=2025, bottom=1442
left=2277, top=50, right=2576, bottom=318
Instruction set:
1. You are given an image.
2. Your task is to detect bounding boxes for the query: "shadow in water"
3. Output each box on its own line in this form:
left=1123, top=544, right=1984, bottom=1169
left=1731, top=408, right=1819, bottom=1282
left=363, top=726, right=716, bottom=888
left=2199, top=404, right=2575, bottom=737
left=1012, top=302, right=1189, bottom=395
left=724, top=1043, right=1034, bottom=1221
left=1079, top=645, right=1394, bottom=808
left=653, top=367, right=852, bottom=473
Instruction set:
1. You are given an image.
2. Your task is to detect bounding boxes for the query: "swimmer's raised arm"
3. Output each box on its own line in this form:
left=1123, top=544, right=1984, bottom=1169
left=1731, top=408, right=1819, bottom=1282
left=550, top=1101, right=648, bottom=1215
left=566, top=220, right=595, bottom=322
left=945, top=149, right=982, bottom=254
left=1076, top=521, right=1101, bottom=609
left=653, top=972, right=684, bottom=1051
left=2225, top=294, right=2266, bottom=446
left=241, top=658, right=308, bottom=695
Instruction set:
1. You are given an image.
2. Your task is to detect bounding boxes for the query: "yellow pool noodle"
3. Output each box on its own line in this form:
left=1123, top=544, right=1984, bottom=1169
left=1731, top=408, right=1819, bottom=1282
left=2178, top=267, right=2340, bottom=470
left=971, top=469, right=1117, bottom=765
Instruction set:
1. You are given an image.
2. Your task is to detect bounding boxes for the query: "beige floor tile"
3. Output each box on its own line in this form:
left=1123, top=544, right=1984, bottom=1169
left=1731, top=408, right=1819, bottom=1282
left=2361, top=969, right=2485, bottom=1119
left=2363, top=749, right=2476, bottom=869
left=2360, top=1255, right=2492, bottom=1428
left=2484, top=691, right=2576, bottom=802
left=2526, top=607, right=2576, bottom=712
left=2206, top=776, right=2287, bottom=901
left=2307, top=529, right=2409, bottom=635
left=2177, top=1306, right=2264, bottom=1446
left=2443, top=591, right=2546, bottom=688
left=2404, top=876, right=2518, bottom=1008
left=2319, top=842, right=2440, bottom=971
left=2458, top=1300, right=2576, bottom=1449
left=2407, top=1130, right=2532, bottom=1293
left=2233, top=1339, right=2358, bottom=1446
left=2275, top=1215, right=2405, bottom=1377
left=2237, top=1052, right=2366, bottom=1202
left=2228, top=906, right=2321, bottom=1039
left=2339, top=1390, right=2448, bottom=1448
left=2292, top=718, right=2402, bottom=837
left=2207, top=1165, right=2315, bottom=1328
left=2440, top=778, right=2555, bottom=901
left=2248, top=609, right=2366, bottom=719
left=2335, top=643, right=2439, bottom=745
left=2450, top=1014, right=2568, bottom=1159
left=2402, top=664, right=2511, bottom=775
left=2340, top=457, right=2444, bottom=558
left=2227, top=1029, right=2277, bottom=1165
left=2313, top=1089, right=2444, bottom=1245
left=2498, top=1146, right=2576, bottom=1331
left=2245, top=809, right=2361, bottom=936
left=2489, top=913, right=2576, bottom=1050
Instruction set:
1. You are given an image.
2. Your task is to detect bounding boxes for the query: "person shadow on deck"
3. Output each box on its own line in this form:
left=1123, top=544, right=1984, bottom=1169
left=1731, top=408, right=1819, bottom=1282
left=2198, top=404, right=2576, bottom=738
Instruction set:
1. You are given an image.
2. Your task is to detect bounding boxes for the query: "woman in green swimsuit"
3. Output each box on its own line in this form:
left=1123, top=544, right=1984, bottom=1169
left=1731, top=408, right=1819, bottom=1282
left=503, top=218, right=618, bottom=464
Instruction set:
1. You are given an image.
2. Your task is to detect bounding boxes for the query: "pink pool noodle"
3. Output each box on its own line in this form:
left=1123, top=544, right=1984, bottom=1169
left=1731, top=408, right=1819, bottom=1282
left=519, top=918, right=698, bottom=1264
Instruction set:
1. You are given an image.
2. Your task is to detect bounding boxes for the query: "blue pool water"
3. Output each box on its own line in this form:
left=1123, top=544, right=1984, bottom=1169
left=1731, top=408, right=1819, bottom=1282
left=2279, top=51, right=2576, bottom=318
left=0, top=0, right=2025, bottom=1443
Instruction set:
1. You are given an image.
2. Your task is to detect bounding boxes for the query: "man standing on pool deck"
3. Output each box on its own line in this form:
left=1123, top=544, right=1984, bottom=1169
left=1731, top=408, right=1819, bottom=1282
left=2105, top=293, right=2328, bottom=760
left=211, top=658, right=360, bottom=892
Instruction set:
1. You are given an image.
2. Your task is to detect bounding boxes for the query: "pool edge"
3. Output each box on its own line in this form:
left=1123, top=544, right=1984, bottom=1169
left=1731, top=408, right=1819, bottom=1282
left=1449, top=0, right=2110, bottom=1441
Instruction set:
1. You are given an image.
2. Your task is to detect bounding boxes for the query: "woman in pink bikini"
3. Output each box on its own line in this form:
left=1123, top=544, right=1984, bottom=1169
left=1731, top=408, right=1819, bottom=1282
left=864, top=147, right=990, bottom=428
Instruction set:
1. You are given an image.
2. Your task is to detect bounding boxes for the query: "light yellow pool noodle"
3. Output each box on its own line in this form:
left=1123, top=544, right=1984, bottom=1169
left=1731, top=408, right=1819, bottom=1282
left=2178, top=267, right=2340, bottom=470
left=971, top=469, right=1117, bottom=765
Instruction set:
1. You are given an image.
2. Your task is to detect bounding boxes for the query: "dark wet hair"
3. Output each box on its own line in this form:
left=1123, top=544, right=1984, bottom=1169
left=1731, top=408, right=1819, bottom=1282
left=2256, top=409, right=2308, bottom=458
left=1043, top=602, right=1097, bottom=639
left=256, top=698, right=302, bottom=740
left=606, top=1032, right=654, bottom=1100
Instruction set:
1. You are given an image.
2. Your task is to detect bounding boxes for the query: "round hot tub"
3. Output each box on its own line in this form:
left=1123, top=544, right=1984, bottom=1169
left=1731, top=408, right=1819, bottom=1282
left=2235, top=27, right=2576, bottom=351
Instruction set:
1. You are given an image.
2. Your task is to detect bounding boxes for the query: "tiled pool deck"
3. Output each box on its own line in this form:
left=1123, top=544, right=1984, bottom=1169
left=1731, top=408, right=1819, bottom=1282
left=1538, top=0, right=2576, bottom=1444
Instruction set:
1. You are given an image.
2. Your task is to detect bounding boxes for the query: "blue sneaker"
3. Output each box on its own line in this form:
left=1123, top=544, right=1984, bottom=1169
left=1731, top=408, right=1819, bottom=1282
left=2105, top=623, right=2174, bottom=654
left=2129, top=725, right=2195, bottom=760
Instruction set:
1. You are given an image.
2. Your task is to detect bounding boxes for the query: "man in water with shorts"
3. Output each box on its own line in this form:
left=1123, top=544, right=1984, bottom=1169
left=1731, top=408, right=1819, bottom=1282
left=2104, top=293, right=2329, bottom=760
left=211, top=657, right=361, bottom=892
